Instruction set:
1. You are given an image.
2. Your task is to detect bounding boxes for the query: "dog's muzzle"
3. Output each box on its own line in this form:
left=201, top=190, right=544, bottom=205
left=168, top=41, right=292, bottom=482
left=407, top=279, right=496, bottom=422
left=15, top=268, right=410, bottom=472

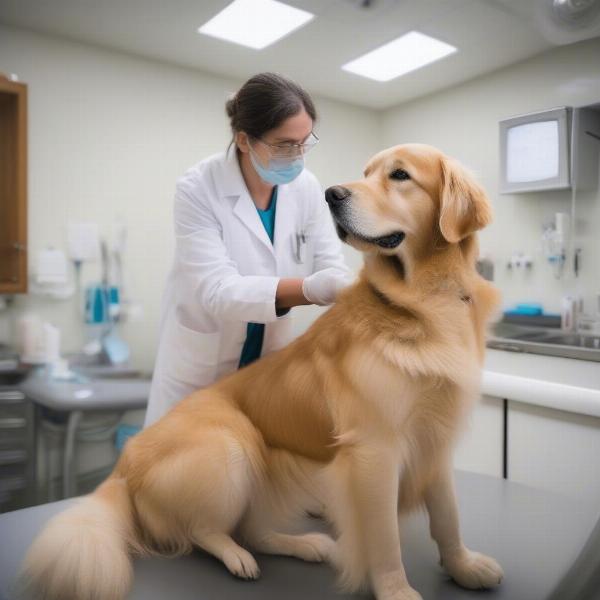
left=334, top=222, right=405, bottom=249
left=325, top=185, right=351, bottom=206
left=326, top=185, right=405, bottom=249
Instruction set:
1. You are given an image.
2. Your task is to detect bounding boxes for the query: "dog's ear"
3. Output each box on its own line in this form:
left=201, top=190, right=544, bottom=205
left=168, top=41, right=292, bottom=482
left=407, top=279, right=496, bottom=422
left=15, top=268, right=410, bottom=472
left=438, top=156, right=492, bottom=243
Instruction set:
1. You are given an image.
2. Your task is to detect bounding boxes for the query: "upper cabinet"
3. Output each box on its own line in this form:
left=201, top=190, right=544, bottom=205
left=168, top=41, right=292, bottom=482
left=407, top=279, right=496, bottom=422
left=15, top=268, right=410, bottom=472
left=0, top=73, right=27, bottom=294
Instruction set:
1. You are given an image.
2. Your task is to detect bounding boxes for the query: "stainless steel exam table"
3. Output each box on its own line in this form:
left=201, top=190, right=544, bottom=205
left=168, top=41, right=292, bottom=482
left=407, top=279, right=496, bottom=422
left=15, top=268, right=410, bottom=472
left=1, top=470, right=599, bottom=600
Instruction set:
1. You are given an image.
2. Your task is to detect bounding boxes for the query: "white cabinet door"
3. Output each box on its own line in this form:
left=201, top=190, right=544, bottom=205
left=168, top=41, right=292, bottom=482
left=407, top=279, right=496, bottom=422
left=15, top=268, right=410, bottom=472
left=453, top=395, right=504, bottom=478
left=508, top=401, right=600, bottom=505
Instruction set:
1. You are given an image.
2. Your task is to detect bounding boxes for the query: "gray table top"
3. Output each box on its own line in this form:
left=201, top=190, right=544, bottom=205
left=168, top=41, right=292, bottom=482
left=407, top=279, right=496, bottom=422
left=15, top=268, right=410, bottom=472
left=19, top=369, right=150, bottom=411
left=0, top=470, right=597, bottom=600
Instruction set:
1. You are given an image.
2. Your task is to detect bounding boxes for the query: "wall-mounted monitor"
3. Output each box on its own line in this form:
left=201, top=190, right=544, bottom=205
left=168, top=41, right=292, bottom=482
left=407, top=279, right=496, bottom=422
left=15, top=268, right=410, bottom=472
left=499, top=107, right=571, bottom=194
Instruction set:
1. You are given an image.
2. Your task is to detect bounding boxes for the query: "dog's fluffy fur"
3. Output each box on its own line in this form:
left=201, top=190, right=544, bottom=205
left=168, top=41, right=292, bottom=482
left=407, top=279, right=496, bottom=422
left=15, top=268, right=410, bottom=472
left=20, top=144, right=504, bottom=600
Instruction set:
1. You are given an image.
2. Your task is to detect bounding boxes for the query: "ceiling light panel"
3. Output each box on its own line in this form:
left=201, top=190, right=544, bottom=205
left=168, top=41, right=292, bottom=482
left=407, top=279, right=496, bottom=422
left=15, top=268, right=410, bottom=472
left=198, top=0, right=314, bottom=50
left=342, top=31, right=457, bottom=82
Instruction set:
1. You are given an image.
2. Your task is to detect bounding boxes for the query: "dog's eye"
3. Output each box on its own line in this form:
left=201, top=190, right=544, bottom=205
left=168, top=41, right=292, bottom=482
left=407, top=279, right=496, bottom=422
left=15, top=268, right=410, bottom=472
left=390, top=169, right=410, bottom=181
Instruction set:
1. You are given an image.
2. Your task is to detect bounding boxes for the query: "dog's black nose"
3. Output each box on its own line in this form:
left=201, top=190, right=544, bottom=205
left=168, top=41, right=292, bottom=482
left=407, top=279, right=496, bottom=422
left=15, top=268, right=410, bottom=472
left=325, top=186, right=351, bottom=205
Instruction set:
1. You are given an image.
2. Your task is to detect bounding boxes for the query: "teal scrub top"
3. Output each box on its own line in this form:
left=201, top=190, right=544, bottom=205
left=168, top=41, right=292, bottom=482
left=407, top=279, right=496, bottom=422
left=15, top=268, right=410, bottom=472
left=238, top=186, right=278, bottom=369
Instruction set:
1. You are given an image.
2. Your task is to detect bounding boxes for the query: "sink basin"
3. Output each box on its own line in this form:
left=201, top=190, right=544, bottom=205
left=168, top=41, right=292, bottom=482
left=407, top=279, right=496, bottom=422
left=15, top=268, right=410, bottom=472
left=488, top=322, right=600, bottom=362
left=71, top=365, right=148, bottom=379
left=543, top=333, right=600, bottom=349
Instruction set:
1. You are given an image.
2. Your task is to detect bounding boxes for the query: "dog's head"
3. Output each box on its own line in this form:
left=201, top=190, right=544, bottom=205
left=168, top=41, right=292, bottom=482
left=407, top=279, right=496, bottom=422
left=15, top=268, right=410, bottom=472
left=326, top=144, right=492, bottom=258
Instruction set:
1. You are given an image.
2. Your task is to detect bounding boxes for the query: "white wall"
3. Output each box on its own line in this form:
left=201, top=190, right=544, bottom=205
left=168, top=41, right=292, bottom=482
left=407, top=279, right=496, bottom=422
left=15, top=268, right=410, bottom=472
left=0, top=24, right=378, bottom=370
left=381, top=37, right=600, bottom=316
left=1, top=23, right=599, bottom=496
left=3, top=28, right=599, bottom=371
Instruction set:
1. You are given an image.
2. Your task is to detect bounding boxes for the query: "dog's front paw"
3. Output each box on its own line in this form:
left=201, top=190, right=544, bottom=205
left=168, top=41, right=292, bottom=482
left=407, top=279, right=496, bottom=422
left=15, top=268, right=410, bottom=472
left=376, top=571, right=423, bottom=600
left=442, top=548, right=503, bottom=589
left=379, top=586, right=422, bottom=600
left=294, top=533, right=338, bottom=564
left=393, top=587, right=423, bottom=600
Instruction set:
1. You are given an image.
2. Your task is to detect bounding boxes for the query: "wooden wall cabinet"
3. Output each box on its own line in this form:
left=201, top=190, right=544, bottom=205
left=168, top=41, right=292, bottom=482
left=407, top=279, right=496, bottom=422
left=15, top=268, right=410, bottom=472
left=0, top=73, right=27, bottom=294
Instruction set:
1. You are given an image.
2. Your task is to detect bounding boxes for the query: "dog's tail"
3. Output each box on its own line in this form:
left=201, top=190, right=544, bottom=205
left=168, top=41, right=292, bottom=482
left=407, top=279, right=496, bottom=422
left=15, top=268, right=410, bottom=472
left=18, top=476, right=138, bottom=600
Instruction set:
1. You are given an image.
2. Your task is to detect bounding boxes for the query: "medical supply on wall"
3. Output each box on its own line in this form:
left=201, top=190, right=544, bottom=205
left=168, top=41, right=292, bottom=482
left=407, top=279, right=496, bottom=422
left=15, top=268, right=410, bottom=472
left=70, top=219, right=133, bottom=364
left=561, top=296, right=576, bottom=331
left=542, top=212, right=570, bottom=279
left=83, top=283, right=110, bottom=356
left=32, top=219, right=137, bottom=366
left=37, top=248, right=67, bottom=284
left=67, top=222, right=101, bottom=263
left=29, top=248, right=75, bottom=299
left=506, top=252, right=533, bottom=270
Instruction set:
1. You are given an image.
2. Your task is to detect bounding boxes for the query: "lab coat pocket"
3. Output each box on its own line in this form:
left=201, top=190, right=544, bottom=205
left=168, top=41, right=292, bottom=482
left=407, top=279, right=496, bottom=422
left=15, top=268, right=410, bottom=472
left=289, top=232, right=315, bottom=275
left=164, top=318, right=221, bottom=387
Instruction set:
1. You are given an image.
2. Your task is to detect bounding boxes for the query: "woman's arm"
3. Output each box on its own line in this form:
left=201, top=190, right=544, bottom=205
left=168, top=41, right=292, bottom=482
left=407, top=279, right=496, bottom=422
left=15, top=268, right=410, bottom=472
left=175, top=183, right=284, bottom=324
left=276, top=278, right=312, bottom=309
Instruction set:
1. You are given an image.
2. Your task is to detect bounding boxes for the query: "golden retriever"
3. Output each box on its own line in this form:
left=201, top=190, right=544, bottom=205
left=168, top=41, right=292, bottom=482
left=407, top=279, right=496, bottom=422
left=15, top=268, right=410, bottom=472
left=20, top=143, right=503, bottom=600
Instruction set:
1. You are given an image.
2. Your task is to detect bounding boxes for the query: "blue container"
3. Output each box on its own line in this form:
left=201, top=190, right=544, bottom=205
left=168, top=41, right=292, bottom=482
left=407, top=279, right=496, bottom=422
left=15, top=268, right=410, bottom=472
left=504, top=303, right=543, bottom=316
left=84, top=284, right=110, bottom=324
left=115, top=424, right=142, bottom=452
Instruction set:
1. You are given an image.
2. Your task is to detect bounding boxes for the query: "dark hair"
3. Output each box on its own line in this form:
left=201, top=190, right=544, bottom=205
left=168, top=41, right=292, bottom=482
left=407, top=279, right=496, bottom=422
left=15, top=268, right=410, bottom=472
left=226, top=73, right=317, bottom=148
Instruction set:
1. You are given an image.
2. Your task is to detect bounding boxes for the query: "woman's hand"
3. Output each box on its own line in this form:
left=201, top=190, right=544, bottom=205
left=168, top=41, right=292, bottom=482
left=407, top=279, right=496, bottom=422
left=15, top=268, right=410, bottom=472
left=302, top=268, right=355, bottom=306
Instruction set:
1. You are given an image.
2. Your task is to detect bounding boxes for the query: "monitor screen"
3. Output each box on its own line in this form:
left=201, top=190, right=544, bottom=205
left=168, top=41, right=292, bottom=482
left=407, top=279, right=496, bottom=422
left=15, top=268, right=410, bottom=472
left=506, top=120, right=560, bottom=183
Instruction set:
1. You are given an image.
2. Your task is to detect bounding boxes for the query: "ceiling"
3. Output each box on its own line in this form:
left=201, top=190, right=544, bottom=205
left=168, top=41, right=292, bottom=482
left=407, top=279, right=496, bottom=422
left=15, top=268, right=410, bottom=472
left=0, top=0, right=589, bottom=109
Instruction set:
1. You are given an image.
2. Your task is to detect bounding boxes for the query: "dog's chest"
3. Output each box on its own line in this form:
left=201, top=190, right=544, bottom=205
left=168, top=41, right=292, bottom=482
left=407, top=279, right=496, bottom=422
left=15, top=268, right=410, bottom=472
left=344, top=345, right=437, bottom=427
left=343, top=344, right=474, bottom=437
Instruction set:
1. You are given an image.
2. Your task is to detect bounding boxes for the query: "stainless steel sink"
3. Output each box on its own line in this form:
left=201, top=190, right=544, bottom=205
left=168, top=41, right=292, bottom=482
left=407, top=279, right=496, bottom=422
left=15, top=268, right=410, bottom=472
left=544, top=334, right=600, bottom=349
left=487, top=322, right=600, bottom=362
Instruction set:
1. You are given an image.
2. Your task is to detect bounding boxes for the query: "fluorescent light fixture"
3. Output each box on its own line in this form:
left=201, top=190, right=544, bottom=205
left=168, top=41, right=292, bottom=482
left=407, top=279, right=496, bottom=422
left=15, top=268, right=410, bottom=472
left=342, top=31, right=457, bottom=82
left=198, top=0, right=314, bottom=50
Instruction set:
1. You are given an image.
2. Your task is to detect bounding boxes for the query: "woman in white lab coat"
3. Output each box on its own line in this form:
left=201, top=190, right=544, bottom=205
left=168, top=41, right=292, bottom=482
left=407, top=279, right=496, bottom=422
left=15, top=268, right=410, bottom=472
left=144, top=73, right=353, bottom=427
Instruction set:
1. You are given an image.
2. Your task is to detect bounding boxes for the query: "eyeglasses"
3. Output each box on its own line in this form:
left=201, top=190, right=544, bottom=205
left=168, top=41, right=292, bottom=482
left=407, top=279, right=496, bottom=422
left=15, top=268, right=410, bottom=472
left=252, top=131, right=319, bottom=159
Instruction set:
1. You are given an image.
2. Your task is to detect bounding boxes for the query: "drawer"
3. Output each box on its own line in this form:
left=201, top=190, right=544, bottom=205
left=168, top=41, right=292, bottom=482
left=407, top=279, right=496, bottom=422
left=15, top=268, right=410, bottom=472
left=0, top=475, right=27, bottom=494
left=0, top=449, right=28, bottom=466
left=0, top=390, right=26, bottom=406
left=0, top=416, right=27, bottom=430
left=0, top=421, right=28, bottom=449
left=0, top=460, right=29, bottom=482
left=0, top=401, right=28, bottom=421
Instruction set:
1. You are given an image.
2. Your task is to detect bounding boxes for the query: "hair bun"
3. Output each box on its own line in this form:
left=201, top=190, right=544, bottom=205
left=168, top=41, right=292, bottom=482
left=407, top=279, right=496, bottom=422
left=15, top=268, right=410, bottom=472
left=225, top=94, right=237, bottom=119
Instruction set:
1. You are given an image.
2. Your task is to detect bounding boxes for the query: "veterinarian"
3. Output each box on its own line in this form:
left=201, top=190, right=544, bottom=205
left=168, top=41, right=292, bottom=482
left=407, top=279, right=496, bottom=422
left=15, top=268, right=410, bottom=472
left=144, top=73, right=353, bottom=427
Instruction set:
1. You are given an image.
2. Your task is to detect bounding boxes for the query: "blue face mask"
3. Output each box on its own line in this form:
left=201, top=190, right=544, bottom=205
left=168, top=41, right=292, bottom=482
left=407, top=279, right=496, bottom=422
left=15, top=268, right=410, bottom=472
left=248, top=144, right=304, bottom=185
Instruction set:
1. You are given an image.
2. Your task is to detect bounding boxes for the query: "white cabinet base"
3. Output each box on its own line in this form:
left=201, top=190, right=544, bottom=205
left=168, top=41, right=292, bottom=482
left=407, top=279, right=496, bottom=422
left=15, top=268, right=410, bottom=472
left=508, top=401, right=600, bottom=505
left=453, top=395, right=504, bottom=478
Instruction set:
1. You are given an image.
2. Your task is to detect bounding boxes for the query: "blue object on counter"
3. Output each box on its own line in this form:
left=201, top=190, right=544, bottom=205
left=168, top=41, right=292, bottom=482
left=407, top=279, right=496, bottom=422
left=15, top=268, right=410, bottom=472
left=85, top=284, right=110, bottom=324
left=102, top=330, right=130, bottom=364
left=115, top=424, right=142, bottom=452
left=504, top=303, right=544, bottom=316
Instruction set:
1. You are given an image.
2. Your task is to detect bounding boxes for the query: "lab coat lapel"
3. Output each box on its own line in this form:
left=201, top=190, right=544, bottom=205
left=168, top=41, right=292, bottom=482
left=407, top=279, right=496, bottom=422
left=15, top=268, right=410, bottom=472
left=232, top=193, right=275, bottom=256
left=219, top=148, right=275, bottom=257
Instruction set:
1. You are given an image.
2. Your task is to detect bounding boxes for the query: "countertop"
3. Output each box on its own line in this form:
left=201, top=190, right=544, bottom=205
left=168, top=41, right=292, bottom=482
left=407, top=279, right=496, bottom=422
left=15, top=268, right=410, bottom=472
left=8, top=348, right=600, bottom=418
left=483, top=348, right=600, bottom=418
left=18, top=366, right=151, bottom=412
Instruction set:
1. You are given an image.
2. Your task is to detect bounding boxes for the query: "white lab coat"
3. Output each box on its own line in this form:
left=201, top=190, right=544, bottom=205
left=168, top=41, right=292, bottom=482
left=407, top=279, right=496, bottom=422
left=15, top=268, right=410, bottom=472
left=144, top=148, right=351, bottom=426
